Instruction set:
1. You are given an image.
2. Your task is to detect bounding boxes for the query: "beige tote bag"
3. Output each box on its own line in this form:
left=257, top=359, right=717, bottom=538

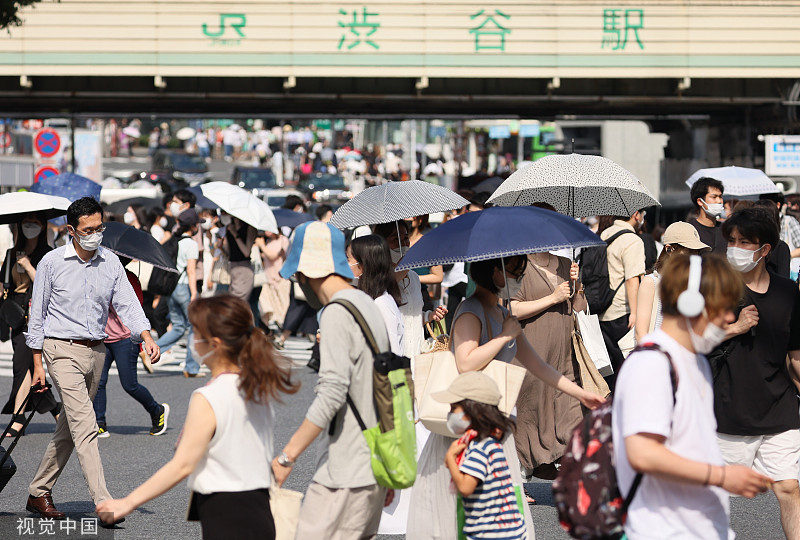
left=414, top=350, right=526, bottom=438
left=271, top=481, right=303, bottom=540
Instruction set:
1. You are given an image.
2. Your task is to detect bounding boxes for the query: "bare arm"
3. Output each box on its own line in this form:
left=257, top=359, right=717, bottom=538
left=515, top=333, right=605, bottom=409
left=725, top=305, right=759, bottom=339
left=96, top=394, right=216, bottom=522
left=452, top=312, right=516, bottom=372
left=187, top=258, right=198, bottom=300
left=510, top=281, right=570, bottom=320
left=635, top=276, right=655, bottom=342
left=625, top=433, right=771, bottom=498
left=418, top=265, right=444, bottom=285
left=271, top=418, right=324, bottom=487
left=625, top=276, right=640, bottom=330
left=788, top=350, right=800, bottom=384
left=444, top=440, right=479, bottom=496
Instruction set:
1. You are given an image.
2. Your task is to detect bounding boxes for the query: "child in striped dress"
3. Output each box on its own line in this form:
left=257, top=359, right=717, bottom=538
left=436, top=371, right=527, bottom=540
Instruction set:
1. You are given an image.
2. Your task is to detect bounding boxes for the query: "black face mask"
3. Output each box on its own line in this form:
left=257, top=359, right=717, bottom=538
left=299, top=279, right=323, bottom=310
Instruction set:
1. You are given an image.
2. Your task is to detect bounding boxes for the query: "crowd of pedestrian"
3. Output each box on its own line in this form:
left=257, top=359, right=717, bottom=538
left=1, top=165, right=800, bottom=540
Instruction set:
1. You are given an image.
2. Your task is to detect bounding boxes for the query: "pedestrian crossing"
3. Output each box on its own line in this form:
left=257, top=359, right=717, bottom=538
left=0, top=337, right=314, bottom=378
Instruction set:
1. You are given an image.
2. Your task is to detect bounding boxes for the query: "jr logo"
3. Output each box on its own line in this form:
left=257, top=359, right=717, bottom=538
left=202, top=14, right=247, bottom=39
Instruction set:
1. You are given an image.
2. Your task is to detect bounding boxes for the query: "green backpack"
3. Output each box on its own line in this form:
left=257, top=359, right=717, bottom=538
left=330, top=299, right=417, bottom=490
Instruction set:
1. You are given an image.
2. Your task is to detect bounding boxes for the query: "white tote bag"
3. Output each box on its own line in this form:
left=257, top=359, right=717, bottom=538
left=574, top=309, right=614, bottom=377
left=271, top=481, right=303, bottom=540
left=414, top=350, right=526, bottom=437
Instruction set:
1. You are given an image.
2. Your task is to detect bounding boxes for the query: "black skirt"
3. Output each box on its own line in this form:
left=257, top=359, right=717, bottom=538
left=188, top=489, right=275, bottom=540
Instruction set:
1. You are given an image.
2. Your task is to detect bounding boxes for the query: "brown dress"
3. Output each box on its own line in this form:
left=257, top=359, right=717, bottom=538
left=512, top=253, right=586, bottom=472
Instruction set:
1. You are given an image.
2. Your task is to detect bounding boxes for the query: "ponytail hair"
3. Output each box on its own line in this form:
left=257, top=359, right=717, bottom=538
left=188, top=295, right=299, bottom=404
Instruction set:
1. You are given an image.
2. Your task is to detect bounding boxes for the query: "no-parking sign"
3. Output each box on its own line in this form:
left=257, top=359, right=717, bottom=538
left=34, top=166, right=59, bottom=183
left=34, top=128, right=61, bottom=158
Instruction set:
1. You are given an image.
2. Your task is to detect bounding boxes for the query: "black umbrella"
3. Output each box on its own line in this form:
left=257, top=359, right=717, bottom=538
left=472, top=176, right=505, bottom=196
left=105, top=197, right=162, bottom=215
left=101, top=222, right=178, bottom=273
left=188, top=186, right=219, bottom=210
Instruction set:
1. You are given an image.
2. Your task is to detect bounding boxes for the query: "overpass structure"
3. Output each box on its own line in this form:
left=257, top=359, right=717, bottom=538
left=0, top=0, right=798, bottom=121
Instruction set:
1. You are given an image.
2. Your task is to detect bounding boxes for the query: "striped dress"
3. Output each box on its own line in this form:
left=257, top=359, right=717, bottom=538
left=459, top=438, right=527, bottom=540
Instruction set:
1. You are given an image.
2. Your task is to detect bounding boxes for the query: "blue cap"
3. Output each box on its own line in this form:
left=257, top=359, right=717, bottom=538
left=280, top=221, right=354, bottom=280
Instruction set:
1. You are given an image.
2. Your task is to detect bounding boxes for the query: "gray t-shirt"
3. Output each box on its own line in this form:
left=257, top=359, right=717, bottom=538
left=305, top=287, right=391, bottom=489
left=451, top=296, right=517, bottom=364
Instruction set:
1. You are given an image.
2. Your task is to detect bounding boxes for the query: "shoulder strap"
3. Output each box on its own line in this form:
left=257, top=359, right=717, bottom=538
left=3, top=249, right=12, bottom=291
left=622, top=342, right=678, bottom=513
left=606, top=229, right=635, bottom=246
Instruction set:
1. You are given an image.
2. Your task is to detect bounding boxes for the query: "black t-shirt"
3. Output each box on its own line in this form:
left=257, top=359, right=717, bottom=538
left=713, top=273, right=800, bottom=435
left=688, top=218, right=727, bottom=255
left=767, top=240, right=791, bottom=279
left=225, top=227, right=250, bottom=262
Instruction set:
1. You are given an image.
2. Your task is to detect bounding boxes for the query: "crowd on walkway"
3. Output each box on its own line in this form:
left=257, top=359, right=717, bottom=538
left=1, top=169, right=799, bottom=540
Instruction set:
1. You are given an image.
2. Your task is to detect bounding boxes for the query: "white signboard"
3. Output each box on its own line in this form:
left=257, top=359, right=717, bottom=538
left=765, top=135, right=800, bottom=177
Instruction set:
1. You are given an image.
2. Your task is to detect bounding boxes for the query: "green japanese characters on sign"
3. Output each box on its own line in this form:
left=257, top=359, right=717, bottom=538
left=470, top=9, right=511, bottom=52
left=338, top=7, right=381, bottom=50
left=602, top=8, right=644, bottom=50
left=202, top=13, right=247, bottom=46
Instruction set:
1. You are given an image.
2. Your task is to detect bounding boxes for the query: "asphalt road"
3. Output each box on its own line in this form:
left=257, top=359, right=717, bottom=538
left=0, top=338, right=787, bottom=540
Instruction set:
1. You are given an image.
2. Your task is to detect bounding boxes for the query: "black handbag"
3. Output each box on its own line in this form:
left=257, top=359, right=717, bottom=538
left=0, top=250, right=27, bottom=331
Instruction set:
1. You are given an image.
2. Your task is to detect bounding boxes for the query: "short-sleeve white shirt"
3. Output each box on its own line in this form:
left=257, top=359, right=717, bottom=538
left=177, top=235, right=199, bottom=285
left=612, top=330, right=733, bottom=540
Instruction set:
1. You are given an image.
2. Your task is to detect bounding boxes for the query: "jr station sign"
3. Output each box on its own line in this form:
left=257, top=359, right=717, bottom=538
left=1, top=0, right=799, bottom=79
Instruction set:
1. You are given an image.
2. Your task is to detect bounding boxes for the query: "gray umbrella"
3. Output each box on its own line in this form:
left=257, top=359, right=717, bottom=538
left=329, top=180, right=469, bottom=229
left=487, top=154, right=660, bottom=217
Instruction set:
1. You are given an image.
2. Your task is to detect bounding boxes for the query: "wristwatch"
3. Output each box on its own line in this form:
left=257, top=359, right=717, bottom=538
left=277, top=451, right=295, bottom=468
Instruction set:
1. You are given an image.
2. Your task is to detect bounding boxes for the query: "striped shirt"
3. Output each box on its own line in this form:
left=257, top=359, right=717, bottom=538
left=459, top=438, right=527, bottom=540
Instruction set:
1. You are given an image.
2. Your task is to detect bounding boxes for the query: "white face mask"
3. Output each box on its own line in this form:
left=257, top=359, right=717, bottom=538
left=201, top=219, right=212, bottom=231
left=220, top=215, right=232, bottom=226
left=390, top=247, right=404, bottom=266
left=159, top=217, right=168, bottom=228
left=446, top=411, right=471, bottom=436
left=123, top=212, right=135, bottom=225
left=21, top=223, right=42, bottom=239
left=686, top=317, right=728, bottom=355
left=188, top=336, right=214, bottom=366
left=72, top=230, right=102, bottom=251
left=702, top=200, right=725, bottom=219
left=726, top=246, right=763, bottom=273
left=169, top=202, right=184, bottom=218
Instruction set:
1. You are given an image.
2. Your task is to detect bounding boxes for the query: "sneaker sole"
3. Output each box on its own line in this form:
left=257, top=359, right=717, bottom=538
left=97, top=431, right=110, bottom=438
left=150, top=403, right=170, bottom=436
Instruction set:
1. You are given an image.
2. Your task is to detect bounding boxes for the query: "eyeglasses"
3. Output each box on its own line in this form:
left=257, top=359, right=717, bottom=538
left=72, top=224, right=106, bottom=236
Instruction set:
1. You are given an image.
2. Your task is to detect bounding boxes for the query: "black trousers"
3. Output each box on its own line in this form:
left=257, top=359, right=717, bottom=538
left=190, top=488, right=275, bottom=540
left=599, top=314, right=629, bottom=392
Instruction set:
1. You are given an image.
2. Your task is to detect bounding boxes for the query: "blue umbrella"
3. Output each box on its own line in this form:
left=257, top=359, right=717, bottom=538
left=395, top=205, right=605, bottom=271
left=30, top=172, right=102, bottom=202
left=272, top=208, right=313, bottom=230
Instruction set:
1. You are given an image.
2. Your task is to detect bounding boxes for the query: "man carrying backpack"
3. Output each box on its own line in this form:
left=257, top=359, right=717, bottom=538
left=613, top=253, right=770, bottom=540
left=599, top=210, right=646, bottom=388
left=272, top=221, right=395, bottom=538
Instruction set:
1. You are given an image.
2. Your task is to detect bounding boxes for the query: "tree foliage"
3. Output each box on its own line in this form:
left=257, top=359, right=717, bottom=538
left=1, top=0, right=50, bottom=31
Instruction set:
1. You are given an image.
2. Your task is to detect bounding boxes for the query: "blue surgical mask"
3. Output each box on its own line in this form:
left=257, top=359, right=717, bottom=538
left=188, top=336, right=214, bottom=365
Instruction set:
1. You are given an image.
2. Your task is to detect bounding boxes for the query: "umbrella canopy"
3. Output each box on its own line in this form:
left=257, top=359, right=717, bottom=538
left=30, top=172, right=102, bottom=202
left=472, top=176, right=505, bottom=195
left=122, top=126, right=140, bottom=138
left=105, top=196, right=162, bottom=215
left=200, top=182, right=278, bottom=233
left=685, top=166, right=779, bottom=196
left=101, top=221, right=178, bottom=273
left=187, top=186, right=219, bottom=210
left=487, top=154, right=660, bottom=218
left=176, top=127, right=197, bottom=141
left=329, top=180, right=469, bottom=229
left=273, top=208, right=313, bottom=230
left=0, top=192, right=71, bottom=225
left=395, top=205, right=605, bottom=271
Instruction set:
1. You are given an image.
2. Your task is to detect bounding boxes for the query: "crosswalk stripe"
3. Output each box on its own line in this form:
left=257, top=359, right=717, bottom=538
left=0, top=337, right=313, bottom=378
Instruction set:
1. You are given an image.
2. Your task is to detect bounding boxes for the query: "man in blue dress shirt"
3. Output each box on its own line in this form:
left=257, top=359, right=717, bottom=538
left=24, top=197, right=161, bottom=521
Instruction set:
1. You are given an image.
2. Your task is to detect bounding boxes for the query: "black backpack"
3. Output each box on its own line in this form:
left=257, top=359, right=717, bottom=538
left=552, top=343, right=677, bottom=540
left=147, top=235, right=183, bottom=296
left=579, top=230, right=635, bottom=315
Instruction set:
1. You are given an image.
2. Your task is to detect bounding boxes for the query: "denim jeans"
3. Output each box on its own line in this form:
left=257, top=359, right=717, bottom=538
left=93, top=338, right=160, bottom=423
left=155, top=284, right=200, bottom=374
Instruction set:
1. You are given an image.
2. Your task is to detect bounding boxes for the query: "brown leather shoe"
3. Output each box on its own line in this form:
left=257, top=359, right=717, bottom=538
left=183, top=371, right=206, bottom=378
left=26, top=493, right=66, bottom=519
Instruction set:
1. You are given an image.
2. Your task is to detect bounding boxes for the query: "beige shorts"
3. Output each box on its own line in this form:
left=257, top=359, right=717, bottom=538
left=717, top=430, right=800, bottom=482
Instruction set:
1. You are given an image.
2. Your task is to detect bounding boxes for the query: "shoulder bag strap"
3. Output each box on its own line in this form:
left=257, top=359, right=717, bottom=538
left=3, top=249, right=13, bottom=294
left=607, top=230, right=637, bottom=297
left=621, top=342, right=679, bottom=513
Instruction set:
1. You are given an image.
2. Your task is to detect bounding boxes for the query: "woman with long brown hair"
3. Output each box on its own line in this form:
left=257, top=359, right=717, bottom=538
left=97, top=295, right=298, bottom=539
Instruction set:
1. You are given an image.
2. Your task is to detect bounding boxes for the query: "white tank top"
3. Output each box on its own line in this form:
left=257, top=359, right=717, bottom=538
left=187, top=374, right=274, bottom=494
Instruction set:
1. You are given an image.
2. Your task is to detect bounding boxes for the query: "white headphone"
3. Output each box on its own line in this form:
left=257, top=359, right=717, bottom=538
left=677, top=255, right=705, bottom=318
